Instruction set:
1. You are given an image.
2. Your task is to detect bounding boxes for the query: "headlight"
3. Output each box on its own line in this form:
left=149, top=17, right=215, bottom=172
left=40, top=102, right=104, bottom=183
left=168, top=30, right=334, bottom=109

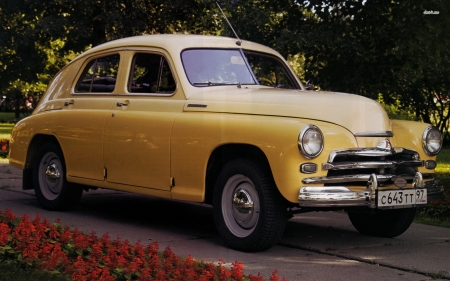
left=298, top=125, right=324, bottom=159
left=422, top=126, right=443, bottom=156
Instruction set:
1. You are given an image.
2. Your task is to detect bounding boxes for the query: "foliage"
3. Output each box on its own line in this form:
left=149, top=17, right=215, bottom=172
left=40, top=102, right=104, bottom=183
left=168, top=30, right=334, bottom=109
left=293, top=0, right=450, bottom=140
left=1, top=0, right=449, bottom=137
left=0, top=139, right=8, bottom=158
left=0, top=209, right=288, bottom=281
left=286, top=53, right=306, bottom=82
left=0, top=0, right=221, bottom=112
left=0, top=124, right=12, bottom=159
left=0, top=0, right=220, bottom=81
left=417, top=147, right=450, bottom=222
left=418, top=186, right=450, bottom=222
left=0, top=261, right=69, bottom=281
left=376, top=94, right=417, bottom=121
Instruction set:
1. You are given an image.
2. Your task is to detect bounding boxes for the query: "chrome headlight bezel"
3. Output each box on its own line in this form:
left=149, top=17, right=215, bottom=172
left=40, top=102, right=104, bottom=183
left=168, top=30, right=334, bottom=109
left=422, top=126, right=443, bottom=156
left=298, top=125, right=324, bottom=159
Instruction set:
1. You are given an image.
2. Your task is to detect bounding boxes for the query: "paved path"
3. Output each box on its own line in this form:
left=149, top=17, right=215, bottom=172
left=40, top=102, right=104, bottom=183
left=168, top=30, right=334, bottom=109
left=1, top=162, right=449, bottom=280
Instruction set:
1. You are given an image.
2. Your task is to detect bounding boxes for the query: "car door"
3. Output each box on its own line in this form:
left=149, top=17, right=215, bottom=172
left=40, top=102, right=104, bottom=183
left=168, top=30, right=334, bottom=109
left=103, top=51, right=183, bottom=190
left=54, top=53, right=119, bottom=181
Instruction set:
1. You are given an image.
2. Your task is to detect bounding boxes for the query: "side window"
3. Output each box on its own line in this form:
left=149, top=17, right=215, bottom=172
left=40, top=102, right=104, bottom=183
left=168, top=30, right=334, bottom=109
left=244, top=51, right=296, bottom=89
left=129, top=53, right=176, bottom=94
left=75, top=54, right=120, bottom=93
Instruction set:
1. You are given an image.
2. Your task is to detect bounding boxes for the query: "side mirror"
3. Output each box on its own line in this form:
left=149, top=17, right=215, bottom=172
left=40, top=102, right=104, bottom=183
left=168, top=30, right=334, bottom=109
left=305, top=80, right=315, bottom=90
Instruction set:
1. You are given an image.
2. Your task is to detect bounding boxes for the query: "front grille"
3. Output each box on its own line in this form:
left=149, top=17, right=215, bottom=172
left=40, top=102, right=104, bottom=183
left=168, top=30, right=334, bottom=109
left=302, top=147, right=425, bottom=186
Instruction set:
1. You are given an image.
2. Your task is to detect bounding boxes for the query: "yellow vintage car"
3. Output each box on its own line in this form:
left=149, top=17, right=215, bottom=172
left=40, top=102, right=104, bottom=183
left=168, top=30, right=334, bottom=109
left=9, top=34, right=444, bottom=252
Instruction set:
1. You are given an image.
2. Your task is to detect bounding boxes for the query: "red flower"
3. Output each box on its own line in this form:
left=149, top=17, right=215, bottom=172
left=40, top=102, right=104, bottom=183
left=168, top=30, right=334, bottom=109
left=22, top=240, right=39, bottom=262
left=0, top=139, right=9, bottom=151
left=3, top=209, right=16, bottom=223
left=0, top=209, right=288, bottom=281
left=248, top=273, right=264, bottom=281
left=99, top=266, right=115, bottom=281
left=231, top=260, right=244, bottom=280
left=44, top=242, right=69, bottom=271
left=71, top=256, right=89, bottom=281
left=0, top=222, right=10, bottom=246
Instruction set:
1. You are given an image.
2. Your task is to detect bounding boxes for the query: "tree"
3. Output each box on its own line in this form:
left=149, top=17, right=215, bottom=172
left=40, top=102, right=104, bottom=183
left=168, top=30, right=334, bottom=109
left=1, top=0, right=448, bottom=141
left=0, top=0, right=221, bottom=108
left=298, top=0, right=450, bottom=140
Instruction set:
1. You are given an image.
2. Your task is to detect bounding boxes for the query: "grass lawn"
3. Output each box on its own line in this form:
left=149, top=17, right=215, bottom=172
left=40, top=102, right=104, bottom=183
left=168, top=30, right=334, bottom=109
left=0, top=112, right=21, bottom=124
left=415, top=147, right=450, bottom=227
left=434, top=147, right=450, bottom=193
left=0, top=124, right=14, bottom=136
left=436, top=148, right=450, bottom=173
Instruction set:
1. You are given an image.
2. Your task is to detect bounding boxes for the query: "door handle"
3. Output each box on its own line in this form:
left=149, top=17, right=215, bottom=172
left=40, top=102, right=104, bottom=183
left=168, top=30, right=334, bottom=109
left=64, top=100, right=74, bottom=106
left=116, top=102, right=129, bottom=107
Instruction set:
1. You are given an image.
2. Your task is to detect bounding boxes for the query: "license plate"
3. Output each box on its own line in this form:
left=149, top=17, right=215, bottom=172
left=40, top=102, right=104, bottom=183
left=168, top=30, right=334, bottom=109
left=377, top=189, right=427, bottom=208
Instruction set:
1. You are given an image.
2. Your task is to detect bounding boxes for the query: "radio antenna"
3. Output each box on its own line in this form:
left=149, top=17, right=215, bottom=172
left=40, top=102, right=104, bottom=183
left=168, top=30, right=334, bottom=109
left=216, top=2, right=242, bottom=46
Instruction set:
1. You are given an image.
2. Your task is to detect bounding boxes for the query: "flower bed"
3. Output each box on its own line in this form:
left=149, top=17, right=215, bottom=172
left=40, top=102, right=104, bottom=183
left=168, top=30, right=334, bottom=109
left=420, top=189, right=450, bottom=220
left=0, top=209, right=288, bottom=281
left=0, top=138, right=9, bottom=158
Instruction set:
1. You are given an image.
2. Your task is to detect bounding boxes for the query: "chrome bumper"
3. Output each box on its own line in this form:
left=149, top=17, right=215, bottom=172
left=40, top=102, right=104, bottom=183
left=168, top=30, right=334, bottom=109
left=298, top=172, right=444, bottom=208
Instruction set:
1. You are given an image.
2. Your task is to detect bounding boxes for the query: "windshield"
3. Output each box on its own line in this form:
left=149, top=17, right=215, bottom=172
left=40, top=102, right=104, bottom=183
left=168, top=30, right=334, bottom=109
left=181, top=49, right=299, bottom=89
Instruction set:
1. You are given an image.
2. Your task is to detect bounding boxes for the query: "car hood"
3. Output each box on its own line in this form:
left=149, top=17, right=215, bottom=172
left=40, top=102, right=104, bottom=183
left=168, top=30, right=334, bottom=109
left=184, top=87, right=390, bottom=135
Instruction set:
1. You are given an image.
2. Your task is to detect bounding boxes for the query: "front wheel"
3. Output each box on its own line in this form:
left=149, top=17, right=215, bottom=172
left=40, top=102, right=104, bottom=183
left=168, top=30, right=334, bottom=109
left=33, top=142, right=82, bottom=211
left=213, top=159, right=287, bottom=252
left=348, top=208, right=416, bottom=238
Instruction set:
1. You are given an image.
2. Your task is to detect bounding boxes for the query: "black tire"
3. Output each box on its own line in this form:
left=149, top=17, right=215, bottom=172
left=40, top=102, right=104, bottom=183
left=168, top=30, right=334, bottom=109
left=348, top=208, right=416, bottom=238
left=33, top=142, right=82, bottom=211
left=213, top=158, right=287, bottom=252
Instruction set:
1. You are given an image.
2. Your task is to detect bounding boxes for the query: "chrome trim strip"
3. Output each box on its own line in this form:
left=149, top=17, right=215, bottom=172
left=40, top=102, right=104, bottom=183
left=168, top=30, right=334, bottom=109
left=322, top=160, right=424, bottom=170
left=367, top=173, right=378, bottom=208
left=413, top=172, right=424, bottom=188
left=298, top=186, right=371, bottom=207
left=43, top=107, right=63, bottom=111
left=187, top=104, right=208, bottom=108
left=355, top=131, right=394, bottom=137
left=327, top=147, right=418, bottom=163
left=302, top=173, right=435, bottom=184
left=302, top=174, right=394, bottom=184
left=70, top=92, right=176, bottom=97
left=328, top=148, right=392, bottom=162
left=298, top=172, right=443, bottom=208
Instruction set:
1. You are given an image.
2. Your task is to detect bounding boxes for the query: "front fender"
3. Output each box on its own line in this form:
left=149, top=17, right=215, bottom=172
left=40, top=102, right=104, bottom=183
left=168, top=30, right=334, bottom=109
left=390, top=119, right=436, bottom=173
left=170, top=112, right=357, bottom=203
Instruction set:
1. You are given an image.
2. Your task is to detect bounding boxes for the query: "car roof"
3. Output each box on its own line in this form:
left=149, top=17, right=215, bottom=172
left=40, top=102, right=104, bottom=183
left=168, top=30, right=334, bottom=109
left=75, top=34, right=282, bottom=60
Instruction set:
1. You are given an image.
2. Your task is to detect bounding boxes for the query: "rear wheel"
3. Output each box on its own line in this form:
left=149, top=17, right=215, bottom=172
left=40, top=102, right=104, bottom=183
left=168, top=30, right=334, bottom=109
left=348, top=208, right=416, bottom=237
left=33, top=142, right=82, bottom=211
left=213, top=159, right=287, bottom=252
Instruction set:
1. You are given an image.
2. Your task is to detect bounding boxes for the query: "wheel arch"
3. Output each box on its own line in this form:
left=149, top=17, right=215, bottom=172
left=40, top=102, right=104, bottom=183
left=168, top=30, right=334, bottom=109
left=23, top=134, right=61, bottom=190
left=204, top=143, right=274, bottom=205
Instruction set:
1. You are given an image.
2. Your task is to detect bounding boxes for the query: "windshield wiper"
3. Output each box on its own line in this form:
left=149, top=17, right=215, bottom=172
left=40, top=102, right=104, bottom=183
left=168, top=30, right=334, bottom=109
left=193, top=81, right=239, bottom=86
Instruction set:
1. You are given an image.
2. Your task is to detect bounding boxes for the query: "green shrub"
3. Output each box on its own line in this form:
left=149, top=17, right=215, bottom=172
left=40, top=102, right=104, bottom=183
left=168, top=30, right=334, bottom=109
left=377, top=94, right=417, bottom=121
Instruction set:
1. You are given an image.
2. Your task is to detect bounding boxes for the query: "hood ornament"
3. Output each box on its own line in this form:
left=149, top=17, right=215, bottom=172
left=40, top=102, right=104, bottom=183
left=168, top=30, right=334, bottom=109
left=376, top=139, right=394, bottom=151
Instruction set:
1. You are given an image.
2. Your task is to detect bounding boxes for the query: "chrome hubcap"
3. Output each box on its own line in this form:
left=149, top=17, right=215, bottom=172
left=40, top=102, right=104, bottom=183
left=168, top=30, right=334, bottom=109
left=222, top=174, right=260, bottom=237
left=38, top=152, right=63, bottom=200
left=45, top=163, right=60, bottom=182
left=232, top=188, right=255, bottom=228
